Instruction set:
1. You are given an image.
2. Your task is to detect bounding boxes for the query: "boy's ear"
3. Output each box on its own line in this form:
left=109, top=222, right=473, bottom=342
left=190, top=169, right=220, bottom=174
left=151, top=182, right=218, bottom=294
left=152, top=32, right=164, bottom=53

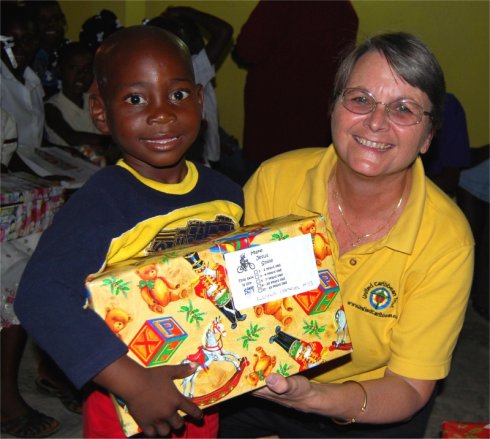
left=89, top=86, right=111, bottom=135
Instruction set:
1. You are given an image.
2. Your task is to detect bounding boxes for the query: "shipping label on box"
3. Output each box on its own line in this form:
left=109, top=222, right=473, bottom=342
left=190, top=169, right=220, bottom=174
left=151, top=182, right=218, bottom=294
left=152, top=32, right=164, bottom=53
left=86, top=215, right=352, bottom=437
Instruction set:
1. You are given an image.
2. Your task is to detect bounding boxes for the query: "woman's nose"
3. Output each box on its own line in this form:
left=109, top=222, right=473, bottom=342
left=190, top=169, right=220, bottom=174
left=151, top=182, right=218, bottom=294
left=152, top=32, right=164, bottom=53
left=364, top=102, right=390, bottom=131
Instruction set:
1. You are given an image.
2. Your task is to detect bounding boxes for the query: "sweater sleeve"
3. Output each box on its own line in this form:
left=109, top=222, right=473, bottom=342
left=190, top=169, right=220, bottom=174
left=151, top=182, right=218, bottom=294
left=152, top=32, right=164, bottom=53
left=15, top=178, right=128, bottom=389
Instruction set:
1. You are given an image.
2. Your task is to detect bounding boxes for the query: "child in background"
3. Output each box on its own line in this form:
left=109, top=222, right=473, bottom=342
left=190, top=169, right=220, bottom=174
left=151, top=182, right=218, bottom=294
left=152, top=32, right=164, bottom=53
left=1, top=108, right=61, bottom=439
left=1, top=4, right=44, bottom=154
left=27, top=0, right=69, bottom=99
left=44, top=41, right=111, bottom=165
left=1, top=7, right=82, bottom=433
left=1, top=107, right=18, bottom=172
left=147, top=7, right=233, bottom=167
left=15, top=25, right=244, bottom=438
left=1, top=8, right=60, bottom=434
left=79, top=9, right=123, bottom=54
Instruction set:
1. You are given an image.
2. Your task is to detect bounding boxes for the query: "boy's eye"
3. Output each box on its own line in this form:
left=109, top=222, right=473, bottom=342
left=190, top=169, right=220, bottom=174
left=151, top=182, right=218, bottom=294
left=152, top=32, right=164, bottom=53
left=124, top=95, right=147, bottom=105
left=170, top=90, right=190, bottom=102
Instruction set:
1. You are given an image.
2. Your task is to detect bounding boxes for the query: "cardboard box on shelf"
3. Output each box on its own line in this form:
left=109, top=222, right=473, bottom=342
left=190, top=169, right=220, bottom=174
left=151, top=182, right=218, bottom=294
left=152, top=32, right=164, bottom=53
left=0, top=172, right=66, bottom=242
left=86, top=215, right=352, bottom=437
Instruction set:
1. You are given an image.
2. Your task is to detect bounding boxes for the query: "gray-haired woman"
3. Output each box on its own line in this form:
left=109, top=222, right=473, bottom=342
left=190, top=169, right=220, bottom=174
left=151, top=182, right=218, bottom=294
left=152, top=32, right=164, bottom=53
left=219, top=32, right=473, bottom=438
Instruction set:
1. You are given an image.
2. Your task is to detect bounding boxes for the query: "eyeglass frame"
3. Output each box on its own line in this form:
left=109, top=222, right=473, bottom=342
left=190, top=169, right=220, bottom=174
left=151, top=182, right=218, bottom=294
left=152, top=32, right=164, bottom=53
left=339, top=87, right=433, bottom=126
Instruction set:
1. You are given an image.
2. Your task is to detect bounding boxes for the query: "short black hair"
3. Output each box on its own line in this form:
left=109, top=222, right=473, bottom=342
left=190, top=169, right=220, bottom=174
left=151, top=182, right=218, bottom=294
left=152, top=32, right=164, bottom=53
left=79, top=9, right=123, bottom=53
left=24, top=0, right=63, bottom=16
left=332, top=32, right=446, bottom=131
left=94, top=25, right=193, bottom=98
left=57, top=41, right=92, bottom=67
left=1, top=2, right=36, bottom=35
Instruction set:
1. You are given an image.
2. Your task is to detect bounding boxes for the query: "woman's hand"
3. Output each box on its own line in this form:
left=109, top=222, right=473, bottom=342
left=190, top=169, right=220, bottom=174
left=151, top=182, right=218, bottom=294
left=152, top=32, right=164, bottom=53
left=253, top=369, right=436, bottom=424
left=254, top=373, right=316, bottom=412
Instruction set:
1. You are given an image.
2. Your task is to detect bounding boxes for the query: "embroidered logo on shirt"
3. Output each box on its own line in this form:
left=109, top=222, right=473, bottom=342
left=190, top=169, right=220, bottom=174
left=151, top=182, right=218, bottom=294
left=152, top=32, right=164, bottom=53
left=147, top=215, right=236, bottom=254
left=368, top=287, right=391, bottom=310
left=346, top=281, right=398, bottom=319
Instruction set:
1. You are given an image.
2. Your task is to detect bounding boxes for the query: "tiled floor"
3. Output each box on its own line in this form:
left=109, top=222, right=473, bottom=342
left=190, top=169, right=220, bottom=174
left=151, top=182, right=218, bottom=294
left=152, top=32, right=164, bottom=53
left=3, top=304, right=488, bottom=438
left=423, top=304, right=489, bottom=438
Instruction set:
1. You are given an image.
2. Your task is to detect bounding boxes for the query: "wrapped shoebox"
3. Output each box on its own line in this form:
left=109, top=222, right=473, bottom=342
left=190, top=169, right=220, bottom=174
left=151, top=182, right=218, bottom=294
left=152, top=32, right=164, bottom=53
left=86, top=214, right=352, bottom=437
left=0, top=172, right=65, bottom=242
left=441, top=421, right=490, bottom=438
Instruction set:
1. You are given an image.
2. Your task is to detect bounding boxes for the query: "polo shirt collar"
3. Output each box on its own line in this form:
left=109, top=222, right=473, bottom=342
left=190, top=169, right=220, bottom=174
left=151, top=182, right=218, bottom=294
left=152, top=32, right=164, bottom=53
left=360, top=158, right=426, bottom=255
left=383, top=157, right=426, bottom=254
left=296, top=146, right=425, bottom=256
left=297, top=146, right=336, bottom=216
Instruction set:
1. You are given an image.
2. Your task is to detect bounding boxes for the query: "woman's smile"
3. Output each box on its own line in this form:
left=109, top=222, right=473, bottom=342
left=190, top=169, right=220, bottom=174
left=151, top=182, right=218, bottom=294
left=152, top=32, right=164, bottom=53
left=353, top=135, right=394, bottom=151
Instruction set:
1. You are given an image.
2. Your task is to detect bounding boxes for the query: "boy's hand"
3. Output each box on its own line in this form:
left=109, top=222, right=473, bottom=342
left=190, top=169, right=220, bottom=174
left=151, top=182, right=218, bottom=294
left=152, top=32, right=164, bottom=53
left=93, top=356, right=203, bottom=437
left=126, top=363, right=203, bottom=437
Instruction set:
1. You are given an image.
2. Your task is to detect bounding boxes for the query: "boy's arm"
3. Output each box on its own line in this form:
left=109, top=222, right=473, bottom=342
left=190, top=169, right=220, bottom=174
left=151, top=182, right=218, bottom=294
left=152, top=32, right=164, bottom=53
left=93, top=354, right=203, bottom=437
left=45, top=103, right=110, bottom=151
left=165, top=6, right=233, bottom=67
left=14, top=174, right=131, bottom=389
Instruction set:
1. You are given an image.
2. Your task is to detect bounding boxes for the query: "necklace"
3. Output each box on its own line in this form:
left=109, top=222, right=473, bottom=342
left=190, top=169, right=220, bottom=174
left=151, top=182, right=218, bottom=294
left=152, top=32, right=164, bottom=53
left=333, top=172, right=404, bottom=248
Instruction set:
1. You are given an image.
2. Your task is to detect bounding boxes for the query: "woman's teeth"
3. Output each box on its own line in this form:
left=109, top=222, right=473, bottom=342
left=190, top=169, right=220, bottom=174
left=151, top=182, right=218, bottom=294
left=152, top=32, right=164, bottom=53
left=356, top=136, right=392, bottom=150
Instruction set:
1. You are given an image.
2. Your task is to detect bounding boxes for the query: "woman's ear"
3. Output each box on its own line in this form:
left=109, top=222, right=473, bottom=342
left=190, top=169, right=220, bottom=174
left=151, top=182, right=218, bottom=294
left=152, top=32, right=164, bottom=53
left=89, top=84, right=110, bottom=135
left=420, top=129, right=434, bottom=155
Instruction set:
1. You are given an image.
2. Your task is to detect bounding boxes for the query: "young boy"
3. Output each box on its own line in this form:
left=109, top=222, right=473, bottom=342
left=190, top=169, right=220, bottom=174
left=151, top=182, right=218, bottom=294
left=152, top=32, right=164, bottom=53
left=15, top=26, right=244, bottom=438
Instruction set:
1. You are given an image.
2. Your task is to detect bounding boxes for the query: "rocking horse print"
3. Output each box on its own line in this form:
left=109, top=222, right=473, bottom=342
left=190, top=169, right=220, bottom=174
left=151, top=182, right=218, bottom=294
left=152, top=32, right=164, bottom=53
left=329, top=305, right=353, bottom=351
left=181, top=316, right=244, bottom=399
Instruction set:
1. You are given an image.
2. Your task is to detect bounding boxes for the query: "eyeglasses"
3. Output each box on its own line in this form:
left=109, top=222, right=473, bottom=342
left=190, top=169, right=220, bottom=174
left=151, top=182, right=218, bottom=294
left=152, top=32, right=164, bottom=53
left=340, top=88, right=433, bottom=126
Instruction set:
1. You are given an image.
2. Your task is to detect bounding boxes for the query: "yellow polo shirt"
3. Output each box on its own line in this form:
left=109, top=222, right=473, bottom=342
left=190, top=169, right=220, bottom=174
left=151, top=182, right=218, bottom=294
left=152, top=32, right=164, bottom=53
left=244, top=146, right=474, bottom=382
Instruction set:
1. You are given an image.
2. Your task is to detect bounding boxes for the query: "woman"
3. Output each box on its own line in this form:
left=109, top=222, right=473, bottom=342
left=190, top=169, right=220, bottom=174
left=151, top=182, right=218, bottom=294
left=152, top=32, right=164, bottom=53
left=219, top=32, right=474, bottom=438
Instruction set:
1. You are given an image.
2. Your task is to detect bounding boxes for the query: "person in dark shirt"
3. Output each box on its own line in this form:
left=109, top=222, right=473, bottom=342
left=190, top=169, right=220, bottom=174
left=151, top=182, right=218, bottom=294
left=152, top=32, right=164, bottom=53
left=233, top=0, right=358, bottom=166
left=15, top=26, right=244, bottom=438
left=422, top=92, right=471, bottom=197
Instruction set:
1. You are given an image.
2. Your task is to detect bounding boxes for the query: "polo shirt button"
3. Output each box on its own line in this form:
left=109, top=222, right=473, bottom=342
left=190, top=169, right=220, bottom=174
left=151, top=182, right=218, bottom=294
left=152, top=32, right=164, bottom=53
left=349, top=258, right=357, bottom=266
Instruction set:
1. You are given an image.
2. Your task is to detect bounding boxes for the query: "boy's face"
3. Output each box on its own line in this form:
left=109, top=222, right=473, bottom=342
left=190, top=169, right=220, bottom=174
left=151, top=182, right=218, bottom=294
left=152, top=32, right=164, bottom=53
left=91, top=34, right=203, bottom=183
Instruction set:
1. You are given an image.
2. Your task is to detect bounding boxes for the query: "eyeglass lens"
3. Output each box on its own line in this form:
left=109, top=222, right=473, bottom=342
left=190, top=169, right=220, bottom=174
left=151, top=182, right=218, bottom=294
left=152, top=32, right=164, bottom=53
left=341, top=88, right=425, bottom=126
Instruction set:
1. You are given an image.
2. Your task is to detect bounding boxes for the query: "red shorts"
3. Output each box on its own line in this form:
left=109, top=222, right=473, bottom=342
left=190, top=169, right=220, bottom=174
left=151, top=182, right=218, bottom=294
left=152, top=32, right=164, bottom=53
left=83, top=388, right=219, bottom=438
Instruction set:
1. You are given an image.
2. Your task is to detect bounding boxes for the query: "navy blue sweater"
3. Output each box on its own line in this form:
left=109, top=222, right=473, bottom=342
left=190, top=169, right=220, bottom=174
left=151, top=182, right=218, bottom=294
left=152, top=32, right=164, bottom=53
left=15, top=161, right=243, bottom=388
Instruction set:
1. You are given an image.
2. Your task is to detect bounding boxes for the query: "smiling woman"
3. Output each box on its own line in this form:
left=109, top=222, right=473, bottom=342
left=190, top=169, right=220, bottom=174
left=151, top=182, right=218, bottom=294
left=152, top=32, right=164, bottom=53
left=219, top=32, right=474, bottom=439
